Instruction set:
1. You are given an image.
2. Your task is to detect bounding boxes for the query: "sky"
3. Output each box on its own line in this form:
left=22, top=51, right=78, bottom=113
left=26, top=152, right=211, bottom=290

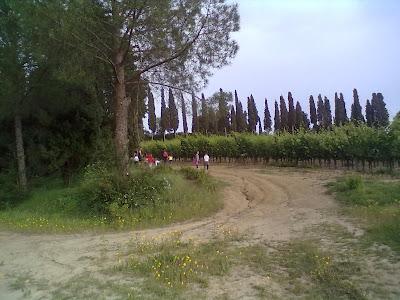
left=202, top=0, right=400, bottom=121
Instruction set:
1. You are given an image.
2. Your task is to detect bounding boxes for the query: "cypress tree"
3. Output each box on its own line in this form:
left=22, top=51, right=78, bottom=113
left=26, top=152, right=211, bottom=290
left=237, top=101, right=246, bottom=132
left=274, top=100, right=281, bottom=132
left=234, top=90, right=246, bottom=132
left=334, top=92, right=340, bottom=126
left=372, top=93, right=389, bottom=127
left=160, top=87, right=169, bottom=137
left=191, top=92, right=199, bottom=133
left=317, top=94, right=324, bottom=129
left=147, top=88, right=157, bottom=137
left=365, top=99, right=374, bottom=127
left=208, top=106, right=217, bottom=134
left=168, top=88, right=179, bottom=135
left=217, top=88, right=230, bottom=134
left=258, top=116, right=262, bottom=134
left=323, top=96, right=333, bottom=129
left=247, top=94, right=258, bottom=133
left=339, top=93, right=348, bottom=124
left=351, top=88, right=365, bottom=124
left=180, top=92, right=188, bottom=134
left=302, top=112, right=310, bottom=129
left=200, top=93, right=209, bottom=134
left=295, top=101, right=303, bottom=130
left=230, top=105, right=236, bottom=132
left=309, top=95, right=317, bottom=129
left=263, top=98, right=272, bottom=133
left=287, top=92, right=296, bottom=133
left=279, top=95, right=288, bottom=131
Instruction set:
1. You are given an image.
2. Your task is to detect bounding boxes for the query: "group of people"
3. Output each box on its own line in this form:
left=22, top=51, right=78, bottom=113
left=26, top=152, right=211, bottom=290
left=131, top=148, right=210, bottom=170
left=193, top=151, right=210, bottom=170
left=131, top=148, right=173, bottom=167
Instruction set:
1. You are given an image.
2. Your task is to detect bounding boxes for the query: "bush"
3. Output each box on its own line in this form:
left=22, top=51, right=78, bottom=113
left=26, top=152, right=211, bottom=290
left=0, top=169, right=27, bottom=209
left=78, top=163, right=168, bottom=218
left=179, top=167, right=216, bottom=191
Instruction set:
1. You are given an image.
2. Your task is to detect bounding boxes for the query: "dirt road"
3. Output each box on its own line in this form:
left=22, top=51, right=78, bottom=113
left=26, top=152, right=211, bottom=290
left=0, top=166, right=369, bottom=299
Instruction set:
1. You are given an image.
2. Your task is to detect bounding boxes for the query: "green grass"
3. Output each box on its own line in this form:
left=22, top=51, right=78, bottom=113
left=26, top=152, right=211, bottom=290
left=115, top=233, right=231, bottom=292
left=328, top=175, right=400, bottom=253
left=0, top=166, right=222, bottom=233
left=239, top=241, right=366, bottom=299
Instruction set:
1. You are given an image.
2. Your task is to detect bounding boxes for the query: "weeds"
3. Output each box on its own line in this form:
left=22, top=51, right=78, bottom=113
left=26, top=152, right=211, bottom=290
left=0, top=166, right=221, bottom=233
left=117, top=233, right=231, bottom=292
left=240, top=241, right=366, bottom=299
left=329, top=175, right=400, bottom=253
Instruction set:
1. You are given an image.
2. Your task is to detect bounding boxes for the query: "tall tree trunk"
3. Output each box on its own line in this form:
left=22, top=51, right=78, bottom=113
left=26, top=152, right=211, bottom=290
left=113, top=51, right=130, bottom=174
left=14, top=113, right=27, bottom=191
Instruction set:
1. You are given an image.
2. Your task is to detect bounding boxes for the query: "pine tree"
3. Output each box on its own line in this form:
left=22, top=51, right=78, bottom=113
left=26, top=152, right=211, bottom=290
left=180, top=92, right=188, bottom=134
left=351, top=88, right=364, bottom=124
left=365, top=99, right=374, bottom=127
left=263, top=98, right=272, bottom=133
left=372, top=93, right=389, bottom=127
left=309, top=95, right=317, bottom=129
left=168, top=88, right=179, bottom=135
left=200, top=93, right=209, bottom=134
left=323, top=96, right=333, bottom=129
left=147, top=88, right=157, bottom=137
left=160, top=87, right=169, bottom=138
left=274, top=100, right=281, bottom=132
left=230, top=105, right=236, bottom=132
left=287, top=92, right=296, bottom=132
left=279, top=95, right=288, bottom=131
left=317, top=94, right=324, bottom=129
left=191, top=92, right=199, bottom=133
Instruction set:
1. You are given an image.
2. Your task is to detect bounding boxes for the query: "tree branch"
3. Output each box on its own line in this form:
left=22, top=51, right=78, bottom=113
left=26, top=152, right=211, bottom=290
left=126, top=79, right=201, bottom=100
left=137, top=11, right=209, bottom=75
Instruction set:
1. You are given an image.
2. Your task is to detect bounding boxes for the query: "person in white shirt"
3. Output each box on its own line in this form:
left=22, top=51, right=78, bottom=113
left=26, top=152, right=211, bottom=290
left=203, top=153, right=210, bottom=170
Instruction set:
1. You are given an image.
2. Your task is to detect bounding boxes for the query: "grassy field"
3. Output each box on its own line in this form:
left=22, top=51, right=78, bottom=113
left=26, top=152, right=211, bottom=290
left=0, top=166, right=222, bottom=233
left=328, top=175, right=400, bottom=253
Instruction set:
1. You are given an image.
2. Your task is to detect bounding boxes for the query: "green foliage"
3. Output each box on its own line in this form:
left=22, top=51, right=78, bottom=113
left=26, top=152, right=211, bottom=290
left=0, top=169, right=27, bottom=209
left=241, top=241, right=365, bottom=299
left=117, top=234, right=231, bottom=292
left=329, top=176, right=400, bottom=206
left=78, top=163, right=168, bottom=216
left=329, top=176, right=400, bottom=252
left=142, top=124, right=395, bottom=165
left=0, top=165, right=221, bottom=232
left=331, top=175, right=364, bottom=192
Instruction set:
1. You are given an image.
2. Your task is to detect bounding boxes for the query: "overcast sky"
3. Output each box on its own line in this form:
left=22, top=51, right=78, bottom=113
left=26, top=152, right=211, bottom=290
left=202, top=0, right=400, bottom=120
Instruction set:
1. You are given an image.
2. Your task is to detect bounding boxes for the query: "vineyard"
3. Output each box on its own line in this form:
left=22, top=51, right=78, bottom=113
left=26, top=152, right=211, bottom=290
left=142, top=123, right=400, bottom=169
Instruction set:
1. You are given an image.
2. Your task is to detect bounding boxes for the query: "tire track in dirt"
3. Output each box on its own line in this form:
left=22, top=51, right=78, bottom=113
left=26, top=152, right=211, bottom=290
left=0, top=166, right=355, bottom=299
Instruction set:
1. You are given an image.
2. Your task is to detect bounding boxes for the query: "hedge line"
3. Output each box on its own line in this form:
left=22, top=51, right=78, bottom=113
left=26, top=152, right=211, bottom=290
left=141, top=124, right=400, bottom=168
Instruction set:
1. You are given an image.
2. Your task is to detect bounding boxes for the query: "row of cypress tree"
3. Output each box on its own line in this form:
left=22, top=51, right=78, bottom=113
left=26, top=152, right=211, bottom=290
left=146, top=88, right=390, bottom=137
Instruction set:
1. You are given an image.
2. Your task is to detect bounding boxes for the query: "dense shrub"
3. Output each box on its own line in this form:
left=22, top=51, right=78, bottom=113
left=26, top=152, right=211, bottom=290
left=78, top=163, right=169, bottom=217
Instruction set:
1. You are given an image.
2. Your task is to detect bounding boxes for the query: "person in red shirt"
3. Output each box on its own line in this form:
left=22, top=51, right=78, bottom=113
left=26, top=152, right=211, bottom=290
left=145, top=153, right=155, bottom=166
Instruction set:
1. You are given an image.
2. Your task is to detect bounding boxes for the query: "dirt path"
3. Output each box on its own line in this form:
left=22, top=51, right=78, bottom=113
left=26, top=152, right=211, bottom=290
left=0, top=166, right=364, bottom=299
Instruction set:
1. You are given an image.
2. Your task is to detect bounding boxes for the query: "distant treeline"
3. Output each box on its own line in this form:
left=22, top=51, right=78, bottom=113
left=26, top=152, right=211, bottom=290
left=146, top=88, right=390, bottom=138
